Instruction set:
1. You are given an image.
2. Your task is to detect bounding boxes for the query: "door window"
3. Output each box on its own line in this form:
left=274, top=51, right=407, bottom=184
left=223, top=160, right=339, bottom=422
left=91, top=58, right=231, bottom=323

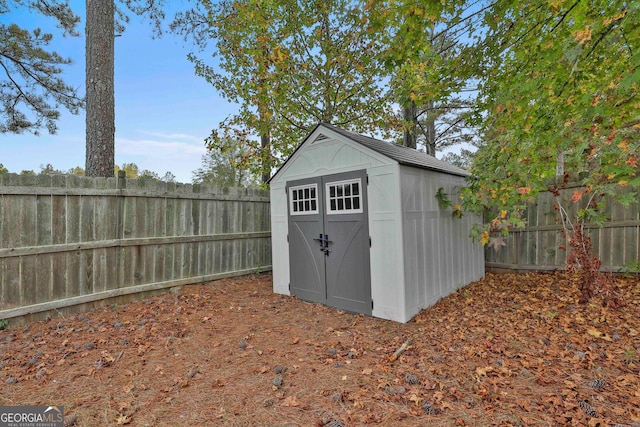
left=289, top=184, right=318, bottom=215
left=326, top=179, right=362, bottom=214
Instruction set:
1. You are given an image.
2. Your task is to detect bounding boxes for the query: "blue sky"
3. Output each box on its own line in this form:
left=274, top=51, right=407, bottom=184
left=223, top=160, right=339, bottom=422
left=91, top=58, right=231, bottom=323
left=1, top=1, right=233, bottom=183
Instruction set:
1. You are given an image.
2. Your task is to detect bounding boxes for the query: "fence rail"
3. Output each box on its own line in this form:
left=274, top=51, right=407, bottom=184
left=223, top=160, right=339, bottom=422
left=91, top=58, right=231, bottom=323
left=0, top=173, right=271, bottom=322
left=485, top=182, right=639, bottom=273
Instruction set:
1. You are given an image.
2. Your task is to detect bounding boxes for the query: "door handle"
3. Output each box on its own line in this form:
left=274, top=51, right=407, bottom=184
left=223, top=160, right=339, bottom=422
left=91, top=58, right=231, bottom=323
left=314, top=234, right=327, bottom=251
left=314, top=234, right=332, bottom=254
left=323, top=234, right=332, bottom=256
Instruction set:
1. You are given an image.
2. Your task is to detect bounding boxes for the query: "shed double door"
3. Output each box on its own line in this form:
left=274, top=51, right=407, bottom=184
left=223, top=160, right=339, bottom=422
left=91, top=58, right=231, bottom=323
left=287, top=170, right=371, bottom=315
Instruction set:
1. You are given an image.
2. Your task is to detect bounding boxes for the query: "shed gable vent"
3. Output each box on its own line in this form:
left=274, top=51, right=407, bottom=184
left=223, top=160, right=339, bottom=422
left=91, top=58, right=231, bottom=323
left=311, top=133, right=330, bottom=144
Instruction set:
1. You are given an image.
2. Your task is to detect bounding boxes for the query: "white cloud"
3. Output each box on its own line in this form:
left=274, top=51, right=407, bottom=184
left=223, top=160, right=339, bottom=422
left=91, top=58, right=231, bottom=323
left=136, top=130, right=206, bottom=144
left=116, top=136, right=207, bottom=183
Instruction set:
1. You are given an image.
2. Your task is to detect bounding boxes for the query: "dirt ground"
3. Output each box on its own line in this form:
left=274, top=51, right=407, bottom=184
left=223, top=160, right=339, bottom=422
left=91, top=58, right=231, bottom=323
left=1, top=272, right=639, bottom=426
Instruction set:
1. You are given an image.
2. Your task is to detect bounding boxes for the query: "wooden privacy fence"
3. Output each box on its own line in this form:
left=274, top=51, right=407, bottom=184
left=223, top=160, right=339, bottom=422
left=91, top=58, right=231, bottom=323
left=486, top=182, right=639, bottom=273
left=0, top=172, right=271, bottom=322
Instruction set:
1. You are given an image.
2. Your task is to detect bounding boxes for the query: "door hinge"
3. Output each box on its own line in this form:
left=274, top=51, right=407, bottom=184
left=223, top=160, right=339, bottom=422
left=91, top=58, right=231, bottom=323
left=369, top=237, right=371, bottom=247
left=289, top=283, right=290, bottom=291
left=287, top=234, right=289, bottom=243
left=366, top=175, right=369, bottom=185
left=371, top=300, right=374, bottom=310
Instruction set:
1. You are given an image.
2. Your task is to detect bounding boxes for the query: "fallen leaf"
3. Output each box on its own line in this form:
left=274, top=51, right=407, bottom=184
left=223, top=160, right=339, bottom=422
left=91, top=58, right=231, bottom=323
left=282, top=395, right=306, bottom=408
left=115, top=414, right=131, bottom=425
left=475, top=366, right=494, bottom=376
left=441, top=401, right=454, bottom=410
left=586, top=327, right=612, bottom=341
left=409, top=394, right=422, bottom=404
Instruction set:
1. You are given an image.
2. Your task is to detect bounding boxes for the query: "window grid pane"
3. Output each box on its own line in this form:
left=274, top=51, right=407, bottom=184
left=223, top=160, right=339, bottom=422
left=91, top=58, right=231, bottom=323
left=290, top=184, right=319, bottom=215
left=326, top=179, right=362, bottom=214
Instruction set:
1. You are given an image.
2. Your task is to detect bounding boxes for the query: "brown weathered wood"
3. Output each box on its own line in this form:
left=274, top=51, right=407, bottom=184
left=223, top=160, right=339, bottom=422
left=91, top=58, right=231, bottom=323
left=52, top=252, right=67, bottom=300
left=486, top=183, right=639, bottom=272
left=0, top=174, right=271, bottom=322
left=35, top=253, right=53, bottom=304
left=21, top=255, right=36, bottom=305
left=2, top=257, right=21, bottom=307
left=36, top=195, right=53, bottom=245
left=0, top=232, right=271, bottom=258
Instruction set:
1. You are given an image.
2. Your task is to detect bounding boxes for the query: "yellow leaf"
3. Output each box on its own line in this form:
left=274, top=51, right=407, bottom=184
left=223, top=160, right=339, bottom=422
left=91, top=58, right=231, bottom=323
left=116, top=414, right=131, bottom=425
left=282, top=395, right=306, bottom=408
left=409, top=394, right=422, bottom=404
left=475, top=366, right=494, bottom=376
left=586, top=327, right=613, bottom=341
left=573, top=27, right=592, bottom=44
left=481, top=231, right=490, bottom=246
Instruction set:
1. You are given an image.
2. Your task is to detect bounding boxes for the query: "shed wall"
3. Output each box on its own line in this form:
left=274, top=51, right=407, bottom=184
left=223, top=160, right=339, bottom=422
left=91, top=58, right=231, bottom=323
left=400, top=167, right=485, bottom=322
left=366, top=164, right=405, bottom=321
left=269, top=131, right=407, bottom=321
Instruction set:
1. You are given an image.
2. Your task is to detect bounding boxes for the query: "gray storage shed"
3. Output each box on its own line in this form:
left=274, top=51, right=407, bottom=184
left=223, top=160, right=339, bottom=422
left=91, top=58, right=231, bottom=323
left=269, top=123, right=484, bottom=323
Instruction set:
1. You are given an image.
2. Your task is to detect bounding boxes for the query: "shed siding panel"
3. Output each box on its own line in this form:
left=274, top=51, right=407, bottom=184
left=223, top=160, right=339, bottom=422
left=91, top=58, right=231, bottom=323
left=270, top=125, right=481, bottom=323
left=367, top=165, right=404, bottom=322
left=271, top=184, right=290, bottom=295
left=400, top=167, right=484, bottom=321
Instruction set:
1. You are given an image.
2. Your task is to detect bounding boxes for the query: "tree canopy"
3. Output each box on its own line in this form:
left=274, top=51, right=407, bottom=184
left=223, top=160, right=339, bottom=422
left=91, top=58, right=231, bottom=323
left=180, top=0, right=402, bottom=183
left=0, top=0, right=84, bottom=134
left=176, top=0, right=490, bottom=183
left=192, top=135, right=256, bottom=187
left=459, top=0, right=639, bottom=245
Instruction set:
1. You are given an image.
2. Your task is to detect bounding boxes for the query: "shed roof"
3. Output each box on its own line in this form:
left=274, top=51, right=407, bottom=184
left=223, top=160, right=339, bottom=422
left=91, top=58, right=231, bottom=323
left=321, top=123, right=470, bottom=177
left=270, top=123, right=471, bottom=183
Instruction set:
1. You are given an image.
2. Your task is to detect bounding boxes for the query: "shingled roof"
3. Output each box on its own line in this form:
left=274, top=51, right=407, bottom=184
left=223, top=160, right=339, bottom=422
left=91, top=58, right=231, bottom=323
left=320, top=123, right=470, bottom=177
left=270, top=123, right=471, bottom=182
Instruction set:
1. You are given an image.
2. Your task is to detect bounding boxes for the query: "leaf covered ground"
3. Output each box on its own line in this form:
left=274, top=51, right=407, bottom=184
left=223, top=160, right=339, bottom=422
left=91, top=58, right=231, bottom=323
left=1, top=272, right=639, bottom=426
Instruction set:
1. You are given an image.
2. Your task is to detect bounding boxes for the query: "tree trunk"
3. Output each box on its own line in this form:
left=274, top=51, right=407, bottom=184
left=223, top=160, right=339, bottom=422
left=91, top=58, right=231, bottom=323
left=556, top=150, right=565, bottom=177
left=85, top=0, right=115, bottom=177
left=260, top=133, right=271, bottom=184
left=424, top=99, right=436, bottom=156
left=402, top=101, right=417, bottom=149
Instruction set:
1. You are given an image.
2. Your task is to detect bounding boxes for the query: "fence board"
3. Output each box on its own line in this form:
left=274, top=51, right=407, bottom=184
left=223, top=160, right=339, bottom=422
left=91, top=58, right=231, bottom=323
left=52, top=252, right=67, bottom=300
left=2, top=258, right=20, bottom=308
left=66, top=196, right=81, bottom=243
left=486, top=183, right=639, bottom=273
left=35, top=254, right=53, bottom=304
left=66, top=250, right=80, bottom=298
left=2, top=196, right=20, bottom=248
left=36, top=195, right=53, bottom=245
left=51, top=195, right=66, bottom=245
left=0, top=173, right=271, bottom=323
